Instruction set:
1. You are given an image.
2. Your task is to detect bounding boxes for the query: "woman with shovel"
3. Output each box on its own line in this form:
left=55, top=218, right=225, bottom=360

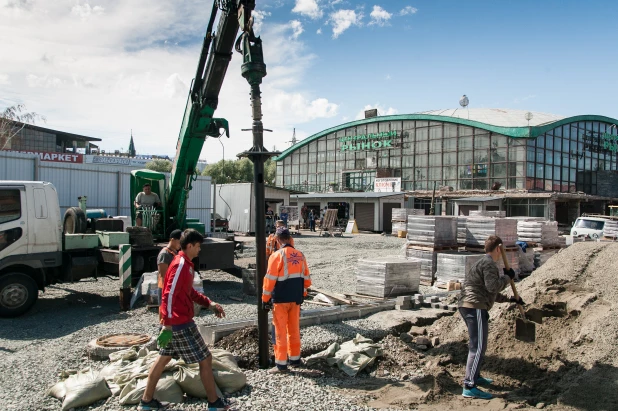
left=458, top=235, right=523, bottom=399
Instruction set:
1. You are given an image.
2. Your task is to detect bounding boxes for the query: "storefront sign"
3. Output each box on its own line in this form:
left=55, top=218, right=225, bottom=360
left=339, top=130, right=398, bottom=152
left=602, top=132, right=618, bottom=153
left=2, top=149, right=83, bottom=163
left=85, top=155, right=151, bottom=167
left=374, top=177, right=401, bottom=192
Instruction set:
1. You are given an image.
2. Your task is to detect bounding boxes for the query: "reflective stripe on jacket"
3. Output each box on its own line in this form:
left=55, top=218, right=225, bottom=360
left=266, top=234, right=295, bottom=258
left=262, top=245, right=311, bottom=304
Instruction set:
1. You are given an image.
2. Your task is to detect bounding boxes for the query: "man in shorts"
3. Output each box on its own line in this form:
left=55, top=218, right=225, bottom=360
left=139, top=229, right=231, bottom=411
left=134, top=183, right=161, bottom=227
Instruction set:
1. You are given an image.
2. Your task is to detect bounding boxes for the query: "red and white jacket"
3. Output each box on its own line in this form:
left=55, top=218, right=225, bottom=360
left=160, top=251, right=211, bottom=326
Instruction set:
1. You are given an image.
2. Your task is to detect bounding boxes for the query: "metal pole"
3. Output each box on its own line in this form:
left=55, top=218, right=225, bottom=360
left=237, top=29, right=277, bottom=369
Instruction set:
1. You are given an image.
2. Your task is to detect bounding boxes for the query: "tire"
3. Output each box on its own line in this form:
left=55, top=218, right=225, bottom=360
left=0, top=273, right=38, bottom=318
left=63, top=207, right=87, bottom=234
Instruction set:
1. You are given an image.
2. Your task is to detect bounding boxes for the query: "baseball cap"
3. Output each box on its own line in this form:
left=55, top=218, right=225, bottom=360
left=169, top=229, right=183, bottom=240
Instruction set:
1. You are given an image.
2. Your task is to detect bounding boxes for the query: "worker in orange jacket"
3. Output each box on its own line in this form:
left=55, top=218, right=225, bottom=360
left=266, top=220, right=294, bottom=258
left=262, top=227, right=311, bottom=373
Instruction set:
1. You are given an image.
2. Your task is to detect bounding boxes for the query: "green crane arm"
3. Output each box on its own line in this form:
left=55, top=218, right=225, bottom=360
left=167, top=0, right=256, bottom=230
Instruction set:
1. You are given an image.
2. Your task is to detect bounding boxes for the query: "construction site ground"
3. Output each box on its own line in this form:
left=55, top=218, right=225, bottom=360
left=0, top=232, right=616, bottom=411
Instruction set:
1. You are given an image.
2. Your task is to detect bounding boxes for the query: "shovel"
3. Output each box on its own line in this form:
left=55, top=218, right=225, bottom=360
left=500, top=245, right=536, bottom=342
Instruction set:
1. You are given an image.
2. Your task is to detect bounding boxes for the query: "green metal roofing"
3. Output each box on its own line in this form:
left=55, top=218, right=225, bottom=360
left=274, top=113, right=618, bottom=161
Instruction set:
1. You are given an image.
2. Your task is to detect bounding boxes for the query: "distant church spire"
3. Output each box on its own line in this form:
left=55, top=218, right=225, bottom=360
left=128, top=129, right=136, bottom=157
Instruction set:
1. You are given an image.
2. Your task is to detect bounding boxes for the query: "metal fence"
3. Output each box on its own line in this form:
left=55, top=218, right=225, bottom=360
left=0, top=151, right=213, bottom=231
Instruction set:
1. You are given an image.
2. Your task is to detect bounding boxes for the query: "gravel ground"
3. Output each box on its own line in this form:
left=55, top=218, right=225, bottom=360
left=0, top=233, right=423, bottom=411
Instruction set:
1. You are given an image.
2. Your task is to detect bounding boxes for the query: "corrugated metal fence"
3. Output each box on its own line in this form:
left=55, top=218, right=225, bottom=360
left=0, top=151, right=213, bottom=231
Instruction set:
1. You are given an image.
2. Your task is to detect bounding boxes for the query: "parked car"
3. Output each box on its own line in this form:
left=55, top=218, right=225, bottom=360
left=211, top=212, right=229, bottom=232
left=570, top=217, right=606, bottom=239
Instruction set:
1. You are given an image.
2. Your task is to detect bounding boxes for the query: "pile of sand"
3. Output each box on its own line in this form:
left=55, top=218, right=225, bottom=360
left=426, top=242, right=618, bottom=410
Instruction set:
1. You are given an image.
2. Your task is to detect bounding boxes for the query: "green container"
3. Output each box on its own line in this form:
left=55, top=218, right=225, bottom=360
left=186, top=221, right=206, bottom=234
left=186, top=218, right=200, bottom=223
left=97, top=231, right=130, bottom=248
left=64, top=234, right=100, bottom=250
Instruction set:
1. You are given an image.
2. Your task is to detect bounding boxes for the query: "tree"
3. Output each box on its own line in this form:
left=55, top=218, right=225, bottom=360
left=202, top=157, right=278, bottom=185
left=0, top=104, right=46, bottom=151
left=145, top=159, right=173, bottom=172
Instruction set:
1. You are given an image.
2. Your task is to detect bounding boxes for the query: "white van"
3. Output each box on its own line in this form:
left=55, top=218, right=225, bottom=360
left=570, top=217, right=607, bottom=239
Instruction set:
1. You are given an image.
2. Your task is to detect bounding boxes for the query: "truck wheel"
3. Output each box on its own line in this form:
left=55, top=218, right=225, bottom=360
left=0, top=273, right=38, bottom=317
left=64, top=207, right=87, bottom=234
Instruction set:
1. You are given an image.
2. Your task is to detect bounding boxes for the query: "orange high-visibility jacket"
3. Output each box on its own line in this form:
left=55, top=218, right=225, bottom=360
left=262, top=245, right=310, bottom=304
left=266, top=233, right=295, bottom=258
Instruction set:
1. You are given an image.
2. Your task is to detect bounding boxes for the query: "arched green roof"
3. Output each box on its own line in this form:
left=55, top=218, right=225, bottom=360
left=274, top=112, right=618, bottom=161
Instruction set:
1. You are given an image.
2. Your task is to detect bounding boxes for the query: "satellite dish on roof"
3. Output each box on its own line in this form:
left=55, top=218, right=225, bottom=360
left=459, top=95, right=469, bottom=108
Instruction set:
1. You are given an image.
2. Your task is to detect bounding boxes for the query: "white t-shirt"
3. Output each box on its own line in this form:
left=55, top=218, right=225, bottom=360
left=135, top=192, right=161, bottom=207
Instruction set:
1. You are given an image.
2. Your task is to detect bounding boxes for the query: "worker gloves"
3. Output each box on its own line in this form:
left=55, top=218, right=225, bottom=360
left=157, top=328, right=173, bottom=349
left=509, top=296, right=525, bottom=306
left=503, top=268, right=516, bottom=279
left=262, top=300, right=273, bottom=312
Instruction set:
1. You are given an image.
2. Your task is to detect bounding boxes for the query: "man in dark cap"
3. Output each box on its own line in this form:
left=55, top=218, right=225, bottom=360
left=156, top=229, right=182, bottom=308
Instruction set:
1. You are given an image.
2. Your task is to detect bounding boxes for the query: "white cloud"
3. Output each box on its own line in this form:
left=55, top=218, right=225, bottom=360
left=26, top=74, right=64, bottom=88
left=163, top=73, right=188, bottom=99
left=292, top=0, right=323, bottom=19
left=369, top=5, right=391, bottom=26
left=385, top=74, right=391, bottom=80
left=330, top=9, right=361, bottom=38
left=355, top=104, right=398, bottom=120
left=316, top=28, right=322, bottom=34
left=288, top=20, right=304, bottom=39
left=266, top=93, right=338, bottom=122
left=71, top=3, right=105, bottom=20
left=400, top=6, right=418, bottom=16
left=0, top=1, right=338, bottom=162
left=252, top=10, right=271, bottom=35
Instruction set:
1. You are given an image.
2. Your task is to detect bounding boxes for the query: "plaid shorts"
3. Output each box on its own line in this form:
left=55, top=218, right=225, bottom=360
left=159, top=323, right=211, bottom=364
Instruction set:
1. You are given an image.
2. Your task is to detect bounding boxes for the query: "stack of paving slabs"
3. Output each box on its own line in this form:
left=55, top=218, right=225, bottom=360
left=404, top=248, right=437, bottom=283
left=468, top=210, right=506, bottom=218
left=406, top=216, right=457, bottom=247
left=435, top=252, right=484, bottom=283
left=466, top=217, right=517, bottom=247
left=603, top=220, right=618, bottom=238
left=392, top=221, right=407, bottom=233
left=457, top=217, right=468, bottom=245
left=355, top=256, right=421, bottom=298
left=517, top=220, right=565, bottom=247
left=392, top=208, right=425, bottom=233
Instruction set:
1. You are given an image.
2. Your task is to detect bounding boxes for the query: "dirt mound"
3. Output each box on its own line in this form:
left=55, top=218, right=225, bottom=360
left=418, top=242, right=618, bottom=410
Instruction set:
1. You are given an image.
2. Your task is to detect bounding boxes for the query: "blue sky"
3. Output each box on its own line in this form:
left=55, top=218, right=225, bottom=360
left=1, top=0, right=617, bottom=162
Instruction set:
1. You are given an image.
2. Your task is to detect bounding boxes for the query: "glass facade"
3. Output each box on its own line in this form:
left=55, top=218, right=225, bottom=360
left=276, top=119, right=618, bottom=196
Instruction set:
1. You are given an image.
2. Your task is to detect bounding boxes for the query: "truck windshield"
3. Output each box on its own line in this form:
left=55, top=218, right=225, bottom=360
left=574, top=219, right=605, bottom=230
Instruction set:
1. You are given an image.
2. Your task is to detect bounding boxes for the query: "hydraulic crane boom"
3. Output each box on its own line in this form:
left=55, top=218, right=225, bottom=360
left=167, top=0, right=258, bottom=233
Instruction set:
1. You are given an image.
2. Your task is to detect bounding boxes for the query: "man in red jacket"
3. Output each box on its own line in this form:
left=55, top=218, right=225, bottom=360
left=139, top=229, right=231, bottom=411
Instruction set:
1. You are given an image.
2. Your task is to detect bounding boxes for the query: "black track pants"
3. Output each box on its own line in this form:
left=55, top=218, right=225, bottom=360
left=459, top=307, right=489, bottom=388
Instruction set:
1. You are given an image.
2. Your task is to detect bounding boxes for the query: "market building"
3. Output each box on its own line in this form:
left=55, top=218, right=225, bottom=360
left=275, top=108, right=618, bottom=227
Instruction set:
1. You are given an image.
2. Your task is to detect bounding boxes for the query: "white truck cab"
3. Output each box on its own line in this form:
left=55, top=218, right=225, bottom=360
left=570, top=216, right=607, bottom=239
left=0, top=182, right=64, bottom=316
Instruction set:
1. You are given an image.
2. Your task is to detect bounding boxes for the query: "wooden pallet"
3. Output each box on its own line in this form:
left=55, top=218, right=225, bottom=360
left=420, top=279, right=434, bottom=287
left=406, top=244, right=459, bottom=252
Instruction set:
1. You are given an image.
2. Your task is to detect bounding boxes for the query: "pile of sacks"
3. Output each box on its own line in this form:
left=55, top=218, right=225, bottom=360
left=48, top=346, right=246, bottom=411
